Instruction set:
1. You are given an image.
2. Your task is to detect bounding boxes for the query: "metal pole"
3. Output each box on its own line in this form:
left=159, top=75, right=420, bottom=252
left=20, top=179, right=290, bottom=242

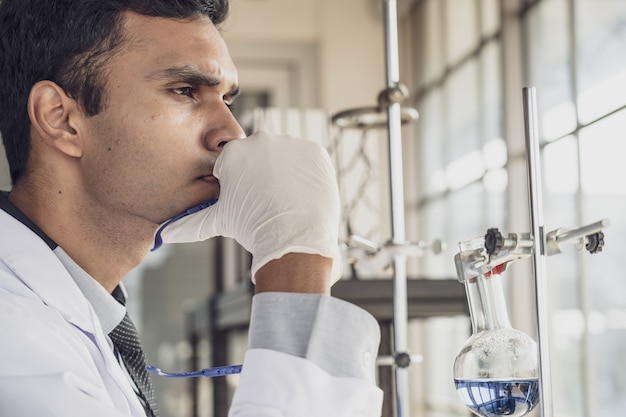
left=383, top=1, right=410, bottom=416
left=522, top=87, right=554, bottom=417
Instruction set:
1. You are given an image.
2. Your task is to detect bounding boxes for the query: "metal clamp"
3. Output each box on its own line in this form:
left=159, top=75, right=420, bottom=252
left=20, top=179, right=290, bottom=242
left=545, top=219, right=609, bottom=256
left=344, top=234, right=445, bottom=271
left=454, top=219, right=609, bottom=283
left=376, top=352, right=424, bottom=368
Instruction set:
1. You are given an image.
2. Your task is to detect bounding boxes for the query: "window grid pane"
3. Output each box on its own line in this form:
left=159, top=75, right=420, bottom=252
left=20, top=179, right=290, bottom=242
left=409, top=0, right=626, bottom=416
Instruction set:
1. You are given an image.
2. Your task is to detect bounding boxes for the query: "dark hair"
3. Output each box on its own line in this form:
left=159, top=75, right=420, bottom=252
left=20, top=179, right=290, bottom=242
left=0, top=0, right=230, bottom=185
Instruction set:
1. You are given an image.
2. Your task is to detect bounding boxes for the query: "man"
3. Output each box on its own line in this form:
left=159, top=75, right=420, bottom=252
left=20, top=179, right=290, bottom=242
left=0, top=1, right=383, bottom=416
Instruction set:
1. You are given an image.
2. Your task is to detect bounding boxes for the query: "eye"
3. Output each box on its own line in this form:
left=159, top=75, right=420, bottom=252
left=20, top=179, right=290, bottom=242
left=171, top=86, right=197, bottom=98
left=224, top=99, right=236, bottom=113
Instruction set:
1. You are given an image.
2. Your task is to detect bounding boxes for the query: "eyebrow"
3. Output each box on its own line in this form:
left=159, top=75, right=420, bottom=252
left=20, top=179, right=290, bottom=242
left=145, top=65, right=240, bottom=98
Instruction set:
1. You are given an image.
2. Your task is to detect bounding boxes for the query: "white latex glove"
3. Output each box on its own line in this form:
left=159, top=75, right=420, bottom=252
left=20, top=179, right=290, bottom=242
left=154, top=130, right=342, bottom=283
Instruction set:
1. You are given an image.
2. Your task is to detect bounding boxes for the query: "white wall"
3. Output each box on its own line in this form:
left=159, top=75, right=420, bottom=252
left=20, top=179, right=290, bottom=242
left=222, top=0, right=386, bottom=113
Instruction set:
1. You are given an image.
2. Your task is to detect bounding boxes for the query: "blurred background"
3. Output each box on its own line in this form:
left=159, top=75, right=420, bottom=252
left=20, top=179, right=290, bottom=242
left=1, top=0, right=624, bottom=416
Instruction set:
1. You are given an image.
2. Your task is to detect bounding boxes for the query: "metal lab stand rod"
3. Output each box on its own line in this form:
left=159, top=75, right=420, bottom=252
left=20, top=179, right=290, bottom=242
left=522, top=87, right=554, bottom=417
left=383, top=1, right=411, bottom=416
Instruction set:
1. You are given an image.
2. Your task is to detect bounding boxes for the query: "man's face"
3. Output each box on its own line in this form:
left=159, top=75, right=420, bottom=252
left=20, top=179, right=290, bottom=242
left=80, top=12, right=244, bottom=225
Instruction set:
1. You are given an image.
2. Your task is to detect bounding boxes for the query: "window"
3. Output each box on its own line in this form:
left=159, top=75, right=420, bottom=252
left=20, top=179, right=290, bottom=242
left=403, top=0, right=626, bottom=415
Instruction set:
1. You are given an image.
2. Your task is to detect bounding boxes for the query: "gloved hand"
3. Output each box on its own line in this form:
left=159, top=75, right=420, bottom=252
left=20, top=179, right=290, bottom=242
left=155, top=130, right=342, bottom=283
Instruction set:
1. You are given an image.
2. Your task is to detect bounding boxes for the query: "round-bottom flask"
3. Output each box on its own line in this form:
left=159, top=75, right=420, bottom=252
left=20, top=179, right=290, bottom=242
left=453, top=266, right=539, bottom=417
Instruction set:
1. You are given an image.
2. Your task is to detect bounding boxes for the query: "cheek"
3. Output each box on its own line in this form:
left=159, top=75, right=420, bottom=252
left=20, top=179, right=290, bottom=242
left=116, top=111, right=183, bottom=157
left=85, top=114, right=158, bottom=183
left=150, top=122, right=212, bottom=175
left=92, top=98, right=204, bottom=173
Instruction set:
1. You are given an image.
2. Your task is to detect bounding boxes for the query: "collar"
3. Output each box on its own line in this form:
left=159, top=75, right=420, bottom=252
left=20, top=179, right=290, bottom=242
left=54, top=246, right=126, bottom=334
left=0, top=207, right=95, bottom=331
left=0, top=191, right=124, bottom=332
left=0, top=191, right=57, bottom=249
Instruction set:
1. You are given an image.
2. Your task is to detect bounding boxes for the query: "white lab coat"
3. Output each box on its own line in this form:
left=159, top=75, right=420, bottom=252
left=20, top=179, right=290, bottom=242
left=0, top=209, right=383, bottom=417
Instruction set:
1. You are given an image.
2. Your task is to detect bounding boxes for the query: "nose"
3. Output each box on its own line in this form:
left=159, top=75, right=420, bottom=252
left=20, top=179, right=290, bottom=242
left=204, top=104, right=246, bottom=151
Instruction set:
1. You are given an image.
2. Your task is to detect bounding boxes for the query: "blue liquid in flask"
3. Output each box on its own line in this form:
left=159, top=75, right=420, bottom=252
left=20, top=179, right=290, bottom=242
left=454, top=378, right=539, bottom=417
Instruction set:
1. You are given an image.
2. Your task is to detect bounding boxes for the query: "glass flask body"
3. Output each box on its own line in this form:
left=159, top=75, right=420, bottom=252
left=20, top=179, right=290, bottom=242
left=453, top=269, right=539, bottom=417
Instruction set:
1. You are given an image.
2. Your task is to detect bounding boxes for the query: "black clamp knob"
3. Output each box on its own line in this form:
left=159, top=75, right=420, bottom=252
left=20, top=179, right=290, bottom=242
left=394, top=351, right=412, bottom=369
left=585, top=231, right=605, bottom=254
left=484, top=228, right=505, bottom=255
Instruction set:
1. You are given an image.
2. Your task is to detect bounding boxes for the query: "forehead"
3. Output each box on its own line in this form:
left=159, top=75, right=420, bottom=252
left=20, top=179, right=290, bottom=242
left=114, top=11, right=238, bottom=84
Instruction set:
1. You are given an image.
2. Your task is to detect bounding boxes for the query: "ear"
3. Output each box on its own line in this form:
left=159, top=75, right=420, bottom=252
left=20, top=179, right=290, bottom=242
left=28, top=80, right=85, bottom=158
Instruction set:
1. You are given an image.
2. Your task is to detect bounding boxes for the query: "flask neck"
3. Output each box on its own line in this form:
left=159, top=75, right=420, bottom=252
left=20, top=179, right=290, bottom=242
left=464, top=269, right=511, bottom=333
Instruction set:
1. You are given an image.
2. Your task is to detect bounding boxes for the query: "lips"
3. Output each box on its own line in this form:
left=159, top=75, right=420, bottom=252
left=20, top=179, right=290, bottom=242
left=199, top=175, right=220, bottom=195
left=195, top=162, right=219, bottom=185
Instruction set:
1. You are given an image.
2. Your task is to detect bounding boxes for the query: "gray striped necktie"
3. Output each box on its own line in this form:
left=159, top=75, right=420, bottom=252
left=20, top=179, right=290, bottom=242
left=109, top=288, right=159, bottom=417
